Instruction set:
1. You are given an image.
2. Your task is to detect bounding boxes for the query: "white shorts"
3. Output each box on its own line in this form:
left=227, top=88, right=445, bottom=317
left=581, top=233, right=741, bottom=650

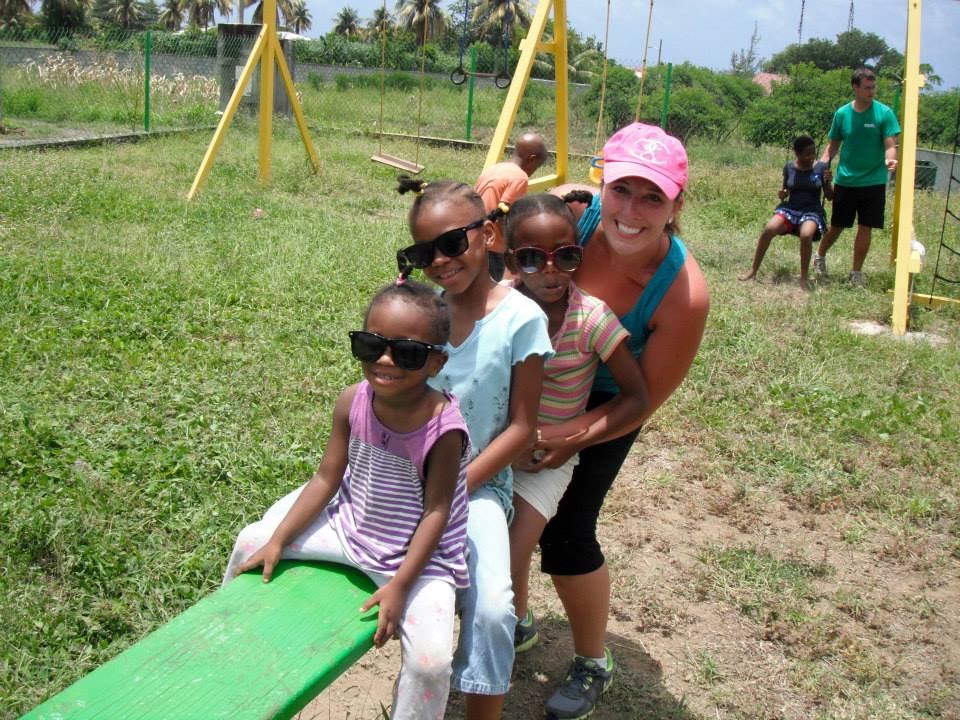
left=512, top=454, right=579, bottom=521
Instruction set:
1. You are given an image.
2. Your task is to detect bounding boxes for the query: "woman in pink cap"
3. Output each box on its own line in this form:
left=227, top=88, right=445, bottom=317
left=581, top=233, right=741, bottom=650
left=523, top=123, right=709, bottom=719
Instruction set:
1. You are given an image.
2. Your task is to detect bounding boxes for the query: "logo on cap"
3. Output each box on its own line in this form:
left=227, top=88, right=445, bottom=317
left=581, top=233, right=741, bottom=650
left=626, top=138, right=670, bottom=166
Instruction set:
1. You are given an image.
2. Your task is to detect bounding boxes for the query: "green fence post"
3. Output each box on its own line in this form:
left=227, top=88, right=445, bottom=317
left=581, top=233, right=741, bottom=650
left=144, top=30, right=151, bottom=132
left=465, top=46, right=477, bottom=141
left=660, top=62, right=672, bottom=129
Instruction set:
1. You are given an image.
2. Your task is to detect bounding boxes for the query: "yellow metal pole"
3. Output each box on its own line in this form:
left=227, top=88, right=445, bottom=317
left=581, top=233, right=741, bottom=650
left=552, top=0, right=568, bottom=186
left=274, top=41, right=320, bottom=171
left=188, top=28, right=267, bottom=200
left=484, top=0, right=555, bottom=170
left=890, top=0, right=922, bottom=336
left=258, top=0, right=277, bottom=184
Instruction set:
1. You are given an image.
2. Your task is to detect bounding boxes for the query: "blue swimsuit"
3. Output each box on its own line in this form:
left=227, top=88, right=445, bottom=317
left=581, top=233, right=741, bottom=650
left=576, top=193, right=687, bottom=393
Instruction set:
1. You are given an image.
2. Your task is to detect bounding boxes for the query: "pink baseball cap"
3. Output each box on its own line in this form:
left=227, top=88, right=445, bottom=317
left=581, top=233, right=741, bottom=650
left=602, top=122, right=688, bottom=199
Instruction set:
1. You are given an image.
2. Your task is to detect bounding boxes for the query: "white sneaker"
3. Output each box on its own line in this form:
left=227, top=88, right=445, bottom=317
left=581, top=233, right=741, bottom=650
left=813, top=255, right=828, bottom=276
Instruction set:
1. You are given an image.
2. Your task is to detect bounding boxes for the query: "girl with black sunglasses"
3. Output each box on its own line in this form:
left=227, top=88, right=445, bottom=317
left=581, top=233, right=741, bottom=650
left=500, top=194, right=650, bottom=658
left=396, top=175, right=553, bottom=720
left=223, top=280, right=471, bottom=720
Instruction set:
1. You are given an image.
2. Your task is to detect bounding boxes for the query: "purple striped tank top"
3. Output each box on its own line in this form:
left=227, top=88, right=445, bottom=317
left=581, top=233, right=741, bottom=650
left=327, top=381, right=471, bottom=588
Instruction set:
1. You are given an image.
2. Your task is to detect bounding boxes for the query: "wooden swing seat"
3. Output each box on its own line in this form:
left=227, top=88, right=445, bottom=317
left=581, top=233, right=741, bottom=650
left=370, top=152, right=425, bottom=174
left=21, top=561, right=377, bottom=720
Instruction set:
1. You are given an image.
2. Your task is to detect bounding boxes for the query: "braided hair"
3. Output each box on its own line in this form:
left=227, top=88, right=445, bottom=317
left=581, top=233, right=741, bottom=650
left=364, top=278, right=451, bottom=346
left=394, top=175, right=511, bottom=281
left=503, top=193, right=578, bottom=249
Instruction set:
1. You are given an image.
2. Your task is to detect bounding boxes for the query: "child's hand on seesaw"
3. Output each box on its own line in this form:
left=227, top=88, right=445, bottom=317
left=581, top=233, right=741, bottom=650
left=237, top=541, right=284, bottom=582
left=822, top=168, right=833, bottom=183
left=360, top=581, right=406, bottom=647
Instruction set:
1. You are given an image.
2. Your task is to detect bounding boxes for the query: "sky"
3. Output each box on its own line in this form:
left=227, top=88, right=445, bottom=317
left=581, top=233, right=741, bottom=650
left=267, top=0, right=960, bottom=91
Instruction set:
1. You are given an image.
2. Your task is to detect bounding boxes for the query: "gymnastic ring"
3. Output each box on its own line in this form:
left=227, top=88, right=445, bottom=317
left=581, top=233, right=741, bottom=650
left=450, top=67, right=467, bottom=85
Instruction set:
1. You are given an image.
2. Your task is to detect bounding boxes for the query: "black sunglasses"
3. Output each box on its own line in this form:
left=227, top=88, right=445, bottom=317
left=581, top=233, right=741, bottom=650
left=349, top=330, right=444, bottom=371
left=396, top=218, right=486, bottom=273
left=509, top=244, right=583, bottom=274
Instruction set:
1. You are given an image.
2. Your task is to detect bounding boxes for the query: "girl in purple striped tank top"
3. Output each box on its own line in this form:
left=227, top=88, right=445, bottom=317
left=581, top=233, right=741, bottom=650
left=223, top=281, right=470, bottom=720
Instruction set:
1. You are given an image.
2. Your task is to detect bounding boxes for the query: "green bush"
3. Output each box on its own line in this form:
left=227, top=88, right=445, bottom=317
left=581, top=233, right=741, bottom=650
left=307, top=72, right=323, bottom=90
left=919, top=90, right=960, bottom=150
left=741, top=64, right=853, bottom=147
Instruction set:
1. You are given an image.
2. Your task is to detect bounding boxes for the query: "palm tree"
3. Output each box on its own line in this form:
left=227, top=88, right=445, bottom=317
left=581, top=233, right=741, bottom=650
left=394, top=0, right=446, bottom=44
left=247, top=0, right=291, bottom=25
left=287, top=0, right=308, bottom=33
left=40, top=0, right=91, bottom=30
left=364, top=4, right=389, bottom=40
left=332, top=5, right=359, bottom=37
left=470, top=0, right=530, bottom=42
left=185, top=0, right=213, bottom=28
left=109, top=0, right=142, bottom=28
left=157, top=0, right=182, bottom=29
left=534, top=46, right=602, bottom=83
left=0, top=0, right=33, bottom=27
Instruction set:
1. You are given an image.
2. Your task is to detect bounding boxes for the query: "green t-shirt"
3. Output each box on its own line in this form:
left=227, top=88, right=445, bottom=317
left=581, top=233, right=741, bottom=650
left=829, top=100, right=900, bottom=187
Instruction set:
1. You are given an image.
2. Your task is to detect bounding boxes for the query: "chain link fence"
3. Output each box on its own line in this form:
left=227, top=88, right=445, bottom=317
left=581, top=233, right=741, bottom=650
left=0, top=26, right=606, bottom=154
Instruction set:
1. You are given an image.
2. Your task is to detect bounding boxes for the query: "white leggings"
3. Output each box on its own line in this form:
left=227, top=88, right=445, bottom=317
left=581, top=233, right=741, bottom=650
left=223, top=486, right=455, bottom=720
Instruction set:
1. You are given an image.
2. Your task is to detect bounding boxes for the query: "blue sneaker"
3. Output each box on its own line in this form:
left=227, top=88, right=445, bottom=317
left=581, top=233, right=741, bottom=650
left=514, top=609, right=539, bottom=653
left=544, top=647, right=615, bottom=719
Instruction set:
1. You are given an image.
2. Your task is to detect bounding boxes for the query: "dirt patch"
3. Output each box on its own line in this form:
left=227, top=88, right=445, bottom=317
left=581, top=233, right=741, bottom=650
left=298, top=428, right=960, bottom=719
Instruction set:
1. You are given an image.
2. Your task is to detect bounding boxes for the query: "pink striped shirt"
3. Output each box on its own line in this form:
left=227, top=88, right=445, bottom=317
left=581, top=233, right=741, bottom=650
left=538, top=283, right=630, bottom=424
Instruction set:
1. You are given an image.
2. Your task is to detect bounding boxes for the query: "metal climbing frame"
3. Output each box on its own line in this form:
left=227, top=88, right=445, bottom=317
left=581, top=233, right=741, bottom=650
left=890, top=0, right=960, bottom=333
left=483, top=0, right=569, bottom=192
left=187, top=0, right=319, bottom=199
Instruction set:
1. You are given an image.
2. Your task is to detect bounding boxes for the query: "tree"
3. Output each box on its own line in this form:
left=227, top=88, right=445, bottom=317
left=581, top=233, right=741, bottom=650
left=0, top=0, right=34, bottom=27
left=730, top=21, right=761, bottom=76
left=287, top=0, right=308, bottom=33
left=365, top=4, right=389, bottom=40
left=184, top=0, right=212, bottom=28
left=394, top=0, right=446, bottom=44
left=742, top=63, right=853, bottom=147
left=109, top=0, right=143, bottom=29
left=157, top=0, right=183, bottom=30
left=470, top=0, right=530, bottom=45
left=765, top=29, right=921, bottom=79
left=41, top=0, right=91, bottom=30
left=248, top=0, right=293, bottom=26
left=332, top=5, right=359, bottom=37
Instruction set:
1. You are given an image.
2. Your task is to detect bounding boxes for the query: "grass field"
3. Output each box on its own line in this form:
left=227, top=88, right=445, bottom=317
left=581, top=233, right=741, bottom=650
left=1, top=123, right=959, bottom=719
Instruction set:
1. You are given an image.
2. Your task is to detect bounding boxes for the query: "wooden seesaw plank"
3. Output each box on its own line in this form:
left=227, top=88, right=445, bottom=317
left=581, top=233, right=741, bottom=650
left=22, top=561, right=378, bottom=720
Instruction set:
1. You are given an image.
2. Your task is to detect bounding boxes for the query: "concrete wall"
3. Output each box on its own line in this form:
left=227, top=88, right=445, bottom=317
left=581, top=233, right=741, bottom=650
left=916, top=148, right=959, bottom=194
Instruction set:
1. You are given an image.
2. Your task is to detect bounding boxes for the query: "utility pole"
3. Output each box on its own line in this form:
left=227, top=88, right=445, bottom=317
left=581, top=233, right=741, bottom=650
left=798, top=0, right=805, bottom=43
left=848, top=0, right=855, bottom=31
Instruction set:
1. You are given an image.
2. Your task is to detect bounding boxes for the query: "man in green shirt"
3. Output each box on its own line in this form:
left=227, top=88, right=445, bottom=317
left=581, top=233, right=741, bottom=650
left=813, top=67, right=900, bottom=287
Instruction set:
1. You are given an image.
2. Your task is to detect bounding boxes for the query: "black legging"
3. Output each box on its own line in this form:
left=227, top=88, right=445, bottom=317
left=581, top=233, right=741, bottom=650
left=539, top=391, right=642, bottom=576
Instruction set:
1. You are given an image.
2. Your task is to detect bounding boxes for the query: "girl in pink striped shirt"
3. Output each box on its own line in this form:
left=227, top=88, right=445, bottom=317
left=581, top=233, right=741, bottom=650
left=503, top=194, right=649, bottom=653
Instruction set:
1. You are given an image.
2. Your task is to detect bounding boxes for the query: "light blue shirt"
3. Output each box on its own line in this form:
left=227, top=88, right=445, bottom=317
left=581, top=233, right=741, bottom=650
left=429, top=288, right=553, bottom=516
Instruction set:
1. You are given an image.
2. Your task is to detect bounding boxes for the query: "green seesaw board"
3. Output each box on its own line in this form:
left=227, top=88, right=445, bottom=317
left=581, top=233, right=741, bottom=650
left=22, top=561, right=378, bottom=720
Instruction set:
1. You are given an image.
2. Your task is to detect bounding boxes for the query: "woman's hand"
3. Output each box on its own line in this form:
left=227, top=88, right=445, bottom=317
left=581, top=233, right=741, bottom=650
left=360, top=580, right=408, bottom=647
left=515, top=426, right=587, bottom=471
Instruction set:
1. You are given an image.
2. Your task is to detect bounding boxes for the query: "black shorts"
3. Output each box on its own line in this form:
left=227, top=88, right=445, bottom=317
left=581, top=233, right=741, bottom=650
left=830, top=183, right=886, bottom=229
left=539, top=391, right=643, bottom=576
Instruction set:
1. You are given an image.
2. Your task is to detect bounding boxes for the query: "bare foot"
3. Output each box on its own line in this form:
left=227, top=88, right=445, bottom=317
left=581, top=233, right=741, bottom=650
left=738, top=271, right=757, bottom=281
left=799, top=277, right=812, bottom=291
